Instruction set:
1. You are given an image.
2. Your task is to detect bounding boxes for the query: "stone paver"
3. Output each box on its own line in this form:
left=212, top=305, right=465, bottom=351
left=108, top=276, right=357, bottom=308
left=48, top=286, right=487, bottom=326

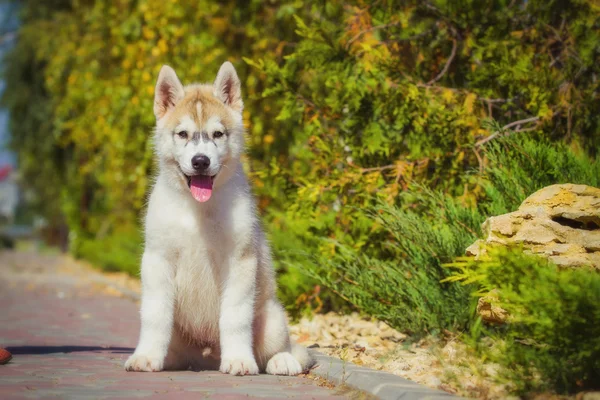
left=0, top=250, right=349, bottom=400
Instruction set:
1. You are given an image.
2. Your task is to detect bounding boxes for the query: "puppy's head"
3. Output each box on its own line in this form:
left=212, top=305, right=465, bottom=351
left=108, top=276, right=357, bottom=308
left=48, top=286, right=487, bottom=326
left=152, top=62, right=244, bottom=203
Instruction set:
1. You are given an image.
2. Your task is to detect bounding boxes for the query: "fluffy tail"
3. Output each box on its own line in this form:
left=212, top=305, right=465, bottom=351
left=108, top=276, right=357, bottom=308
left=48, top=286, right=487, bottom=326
left=292, top=342, right=316, bottom=372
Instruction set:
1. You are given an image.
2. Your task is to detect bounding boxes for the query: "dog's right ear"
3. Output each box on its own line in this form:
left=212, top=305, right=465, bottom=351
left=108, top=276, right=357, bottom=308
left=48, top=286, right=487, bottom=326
left=154, top=65, right=185, bottom=120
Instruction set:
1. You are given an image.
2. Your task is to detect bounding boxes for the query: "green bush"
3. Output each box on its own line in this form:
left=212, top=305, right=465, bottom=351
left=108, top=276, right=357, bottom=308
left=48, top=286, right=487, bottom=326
left=447, top=247, right=600, bottom=394
left=303, top=194, right=477, bottom=334
left=76, top=230, right=142, bottom=276
left=291, top=135, right=599, bottom=333
left=300, top=136, right=599, bottom=392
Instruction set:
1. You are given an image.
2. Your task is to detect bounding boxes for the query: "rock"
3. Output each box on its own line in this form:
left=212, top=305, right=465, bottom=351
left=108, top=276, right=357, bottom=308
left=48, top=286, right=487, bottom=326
left=468, top=184, right=600, bottom=270
left=476, top=290, right=509, bottom=325
left=582, top=393, right=600, bottom=400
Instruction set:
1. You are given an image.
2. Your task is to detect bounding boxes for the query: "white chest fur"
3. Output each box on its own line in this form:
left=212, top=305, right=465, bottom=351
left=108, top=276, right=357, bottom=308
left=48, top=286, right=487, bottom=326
left=144, top=173, right=254, bottom=343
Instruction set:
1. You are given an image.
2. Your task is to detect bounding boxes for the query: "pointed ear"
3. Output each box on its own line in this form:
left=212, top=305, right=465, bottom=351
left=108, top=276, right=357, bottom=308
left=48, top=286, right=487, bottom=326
left=154, top=65, right=185, bottom=119
left=213, top=61, right=243, bottom=112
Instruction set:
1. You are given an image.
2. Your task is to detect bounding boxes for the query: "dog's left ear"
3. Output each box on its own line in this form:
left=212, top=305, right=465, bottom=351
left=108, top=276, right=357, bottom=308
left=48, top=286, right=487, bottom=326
left=214, top=61, right=243, bottom=112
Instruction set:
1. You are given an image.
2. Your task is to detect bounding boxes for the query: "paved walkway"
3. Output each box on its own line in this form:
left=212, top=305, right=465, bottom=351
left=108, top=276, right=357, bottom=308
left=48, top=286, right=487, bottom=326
left=0, top=250, right=351, bottom=399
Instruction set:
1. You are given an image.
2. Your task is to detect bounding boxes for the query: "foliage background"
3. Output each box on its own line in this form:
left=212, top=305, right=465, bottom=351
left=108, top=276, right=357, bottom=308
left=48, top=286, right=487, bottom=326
left=2, top=0, right=599, bottom=394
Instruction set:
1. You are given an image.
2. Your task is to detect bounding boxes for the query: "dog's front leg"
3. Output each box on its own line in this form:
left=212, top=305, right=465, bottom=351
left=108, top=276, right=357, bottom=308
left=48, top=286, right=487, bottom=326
left=125, top=250, right=174, bottom=372
left=219, top=251, right=259, bottom=376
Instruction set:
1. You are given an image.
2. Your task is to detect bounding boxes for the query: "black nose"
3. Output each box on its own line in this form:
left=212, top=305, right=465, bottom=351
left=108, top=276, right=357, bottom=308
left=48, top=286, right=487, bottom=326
left=191, top=154, right=210, bottom=171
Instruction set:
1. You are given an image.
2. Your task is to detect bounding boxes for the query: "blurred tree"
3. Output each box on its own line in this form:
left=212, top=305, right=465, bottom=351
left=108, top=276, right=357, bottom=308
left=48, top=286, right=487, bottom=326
left=1, top=0, right=599, bottom=309
left=1, top=0, right=72, bottom=247
left=1, top=0, right=312, bottom=273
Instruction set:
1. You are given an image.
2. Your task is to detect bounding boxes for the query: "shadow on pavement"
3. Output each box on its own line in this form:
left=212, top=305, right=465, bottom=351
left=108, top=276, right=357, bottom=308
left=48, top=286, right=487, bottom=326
left=6, top=346, right=134, bottom=355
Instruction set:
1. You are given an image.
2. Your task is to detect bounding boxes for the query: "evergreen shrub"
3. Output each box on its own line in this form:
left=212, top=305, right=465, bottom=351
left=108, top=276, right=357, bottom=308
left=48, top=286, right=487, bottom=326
left=447, top=247, right=600, bottom=394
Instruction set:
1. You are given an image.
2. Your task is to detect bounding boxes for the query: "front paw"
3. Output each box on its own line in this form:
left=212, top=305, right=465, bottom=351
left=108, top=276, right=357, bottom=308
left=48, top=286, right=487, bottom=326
left=266, top=352, right=303, bottom=376
left=219, top=357, right=259, bottom=376
left=124, top=353, right=164, bottom=372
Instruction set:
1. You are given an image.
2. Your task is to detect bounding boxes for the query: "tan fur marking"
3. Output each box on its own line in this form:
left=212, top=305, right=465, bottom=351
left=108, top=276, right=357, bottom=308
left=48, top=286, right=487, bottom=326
left=195, top=102, right=203, bottom=126
left=161, top=84, right=234, bottom=132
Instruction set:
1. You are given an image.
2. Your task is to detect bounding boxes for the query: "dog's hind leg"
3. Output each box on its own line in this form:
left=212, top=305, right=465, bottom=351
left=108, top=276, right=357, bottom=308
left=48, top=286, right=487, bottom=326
left=253, top=299, right=315, bottom=375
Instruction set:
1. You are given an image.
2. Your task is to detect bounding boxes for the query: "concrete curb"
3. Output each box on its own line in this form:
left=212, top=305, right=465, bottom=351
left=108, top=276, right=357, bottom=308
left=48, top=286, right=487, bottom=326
left=309, top=350, right=459, bottom=400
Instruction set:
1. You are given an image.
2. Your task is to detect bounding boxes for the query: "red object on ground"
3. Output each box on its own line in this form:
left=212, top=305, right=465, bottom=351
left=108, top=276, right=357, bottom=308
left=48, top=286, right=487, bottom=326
left=0, top=348, right=12, bottom=364
left=0, top=165, right=12, bottom=181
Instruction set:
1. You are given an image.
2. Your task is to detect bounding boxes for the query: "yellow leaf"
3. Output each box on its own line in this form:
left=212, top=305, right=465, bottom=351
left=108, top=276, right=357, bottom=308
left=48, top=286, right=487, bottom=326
left=158, top=39, right=168, bottom=53
left=464, top=93, right=477, bottom=113
left=442, top=88, right=455, bottom=103
left=363, top=58, right=374, bottom=72
left=142, top=28, right=155, bottom=40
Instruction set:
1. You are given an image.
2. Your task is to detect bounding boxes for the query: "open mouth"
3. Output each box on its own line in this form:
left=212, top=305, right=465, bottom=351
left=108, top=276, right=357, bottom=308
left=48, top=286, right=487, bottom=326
left=179, top=168, right=217, bottom=203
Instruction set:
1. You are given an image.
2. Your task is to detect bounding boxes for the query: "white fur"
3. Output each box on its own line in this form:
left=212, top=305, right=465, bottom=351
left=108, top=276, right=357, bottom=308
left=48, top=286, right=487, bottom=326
left=125, top=62, right=314, bottom=376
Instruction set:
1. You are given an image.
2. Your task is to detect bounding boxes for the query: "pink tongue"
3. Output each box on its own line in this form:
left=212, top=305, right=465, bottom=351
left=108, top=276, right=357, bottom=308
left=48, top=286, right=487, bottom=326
left=190, top=175, right=213, bottom=202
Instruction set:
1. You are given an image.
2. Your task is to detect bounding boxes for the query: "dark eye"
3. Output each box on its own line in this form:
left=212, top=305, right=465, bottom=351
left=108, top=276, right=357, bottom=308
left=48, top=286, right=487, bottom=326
left=213, top=131, right=224, bottom=139
left=177, top=131, right=188, bottom=139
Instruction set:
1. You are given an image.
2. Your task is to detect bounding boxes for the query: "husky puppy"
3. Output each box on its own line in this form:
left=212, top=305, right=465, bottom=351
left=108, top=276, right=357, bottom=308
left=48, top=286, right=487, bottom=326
left=124, top=62, right=313, bottom=376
